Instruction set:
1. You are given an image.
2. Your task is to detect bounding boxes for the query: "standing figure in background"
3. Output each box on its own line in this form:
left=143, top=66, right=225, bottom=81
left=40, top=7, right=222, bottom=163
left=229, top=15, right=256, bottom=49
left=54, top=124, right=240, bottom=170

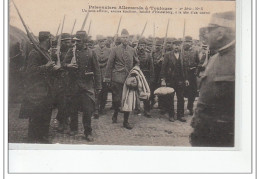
left=183, top=36, right=200, bottom=115
left=104, top=29, right=139, bottom=130
left=20, top=31, right=55, bottom=143
left=93, top=36, right=111, bottom=117
left=136, top=38, right=154, bottom=118
left=160, top=39, right=189, bottom=122
left=52, top=33, right=72, bottom=133
left=64, top=31, right=102, bottom=141
left=190, top=11, right=236, bottom=147
left=150, top=39, right=164, bottom=109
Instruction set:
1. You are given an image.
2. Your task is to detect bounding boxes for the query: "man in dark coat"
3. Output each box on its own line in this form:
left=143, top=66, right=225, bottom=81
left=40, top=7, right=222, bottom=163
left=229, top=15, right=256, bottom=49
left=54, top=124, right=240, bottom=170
left=136, top=38, right=154, bottom=118
left=104, top=29, right=139, bottom=129
left=19, top=31, right=56, bottom=143
left=52, top=33, right=72, bottom=133
left=190, top=11, right=236, bottom=147
left=160, top=39, right=189, bottom=122
left=63, top=31, right=102, bottom=141
left=183, top=36, right=200, bottom=115
left=93, top=36, right=111, bottom=117
left=150, top=39, right=164, bottom=109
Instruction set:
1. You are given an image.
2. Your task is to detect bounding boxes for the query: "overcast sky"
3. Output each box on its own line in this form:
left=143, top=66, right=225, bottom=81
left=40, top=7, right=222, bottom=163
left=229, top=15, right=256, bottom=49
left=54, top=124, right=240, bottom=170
left=9, top=0, right=236, bottom=39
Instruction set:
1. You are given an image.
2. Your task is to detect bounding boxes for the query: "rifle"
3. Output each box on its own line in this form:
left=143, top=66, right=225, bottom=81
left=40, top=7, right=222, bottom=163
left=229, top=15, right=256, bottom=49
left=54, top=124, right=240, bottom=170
left=181, top=19, right=186, bottom=56
left=112, top=16, right=122, bottom=47
left=80, top=12, right=90, bottom=31
left=152, top=23, right=156, bottom=52
left=135, top=21, right=148, bottom=49
left=71, top=19, right=76, bottom=35
left=56, top=22, right=61, bottom=37
left=55, top=15, right=66, bottom=68
left=87, top=20, right=92, bottom=35
left=162, top=19, right=170, bottom=56
left=12, top=0, right=52, bottom=62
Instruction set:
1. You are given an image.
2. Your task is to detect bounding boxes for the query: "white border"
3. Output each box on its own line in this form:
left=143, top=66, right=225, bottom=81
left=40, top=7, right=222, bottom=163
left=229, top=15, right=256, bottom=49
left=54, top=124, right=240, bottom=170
left=3, top=0, right=255, bottom=176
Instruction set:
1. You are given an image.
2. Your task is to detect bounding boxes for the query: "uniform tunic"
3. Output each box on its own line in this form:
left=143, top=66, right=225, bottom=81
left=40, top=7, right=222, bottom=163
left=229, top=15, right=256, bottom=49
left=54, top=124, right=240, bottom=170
left=190, top=41, right=235, bottom=147
left=19, top=49, right=53, bottom=142
left=104, top=44, right=138, bottom=108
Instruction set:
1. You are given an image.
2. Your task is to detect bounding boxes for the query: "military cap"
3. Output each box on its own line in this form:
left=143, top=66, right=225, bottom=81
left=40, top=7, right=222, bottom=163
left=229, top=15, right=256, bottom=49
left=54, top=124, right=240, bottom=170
left=96, top=35, right=107, bottom=42
left=173, top=38, right=182, bottom=44
left=202, top=44, right=208, bottom=49
left=121, top=29, right=129, bottom=36
left=115, top=37, right=121, bottom=43
left=208, top=11, right=235, bottom=30
left=39, top=31, right=51, bottom=42
left=185, top=36, right=193, bottom=42
left=138, top=38, right=146, bottom=45
left=155, top=39, right=163, bottom=46
left=146, top=39, right=153, bottom=45
left=61, top=33, right=71, bottom=41
left=75, top=31, right=87, bottom=41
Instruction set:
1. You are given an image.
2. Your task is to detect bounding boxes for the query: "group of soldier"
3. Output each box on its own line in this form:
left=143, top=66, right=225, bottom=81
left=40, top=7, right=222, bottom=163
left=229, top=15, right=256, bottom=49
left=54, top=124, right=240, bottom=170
left=18, top=10, right=235, bottom=147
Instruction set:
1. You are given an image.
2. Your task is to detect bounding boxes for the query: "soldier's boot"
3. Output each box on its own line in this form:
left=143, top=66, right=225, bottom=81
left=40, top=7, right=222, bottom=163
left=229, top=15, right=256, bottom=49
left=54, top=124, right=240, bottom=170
left=144, top=111, right=152, bottom=118
left=112, top=110, right=118, bottom=123
left=85, top=134, right=94, bottom=142
left=177, top=116, right=187, bottom=122
left=93, top=110, right=99, bottom=119
left=123, top=112, right=132, bottom=130
left=63, top=123, right=70, bottom=134
left=57, top=122, right=64, bottom=132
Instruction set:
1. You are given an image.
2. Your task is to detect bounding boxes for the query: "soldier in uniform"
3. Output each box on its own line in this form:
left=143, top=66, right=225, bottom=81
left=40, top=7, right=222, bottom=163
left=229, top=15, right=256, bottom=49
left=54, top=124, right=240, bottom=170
left=52, top=33, right=72, bottom=133
left=183, top=36, right=200, bottom=115
left=136, top=38, right=154, bottom=118
left=190, top=11, right=236, bottom=147
left=20, top=31, right=55, bottom=143
left=160, top=39, right=189, bottom=122
left=150, top=39, right=164, bottom=109
left=63, top=31, right=102, bottom=141
left=93, top=36, right=111, bottom=117
left=104, top=29, right=139, bottom=130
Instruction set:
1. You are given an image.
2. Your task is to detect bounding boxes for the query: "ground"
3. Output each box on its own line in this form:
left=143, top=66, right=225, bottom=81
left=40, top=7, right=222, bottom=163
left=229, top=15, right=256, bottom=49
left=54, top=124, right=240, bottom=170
left=8, top=94, right=195, bottom=146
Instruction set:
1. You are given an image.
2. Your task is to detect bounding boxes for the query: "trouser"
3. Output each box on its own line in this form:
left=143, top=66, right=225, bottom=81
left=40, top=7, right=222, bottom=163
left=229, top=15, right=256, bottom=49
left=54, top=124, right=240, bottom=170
left=98, top=82, right=109, bottom=111
left=143, top=99, right=150, bottom=113
left=186, top=72, right=198, bottom=112
left=28, top=101, right=52, bottom=143
left=163, top=81, right=184, bottom=118
left=190, top=106, right=234, bottom=147
left=67, top=93, right=93, bottom=135
left=55, top=93, right=68, bottom=125
left=187, top=95, right=196, bottom=111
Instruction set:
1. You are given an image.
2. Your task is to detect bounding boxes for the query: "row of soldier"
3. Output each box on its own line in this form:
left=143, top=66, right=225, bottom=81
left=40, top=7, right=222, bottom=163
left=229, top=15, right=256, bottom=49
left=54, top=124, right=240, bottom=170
left=19, top=27, right=209, bottom=143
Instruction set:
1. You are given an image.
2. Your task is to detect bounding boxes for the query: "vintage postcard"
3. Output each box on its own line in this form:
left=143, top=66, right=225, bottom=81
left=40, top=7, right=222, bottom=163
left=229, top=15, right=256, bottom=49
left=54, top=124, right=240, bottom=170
left=7, top=0, right=252, bottom=174
left=8, top=0, right=236, bottom=146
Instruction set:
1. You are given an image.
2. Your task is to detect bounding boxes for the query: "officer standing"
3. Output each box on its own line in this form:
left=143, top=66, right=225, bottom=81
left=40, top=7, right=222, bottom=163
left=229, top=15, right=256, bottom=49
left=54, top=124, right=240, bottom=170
left=104, top=29, right=139, bottom=129
left=190, top=11, right=236, bottom=147
left=136, top=38, right=154, bottom=118
left=160, top=39, right=189, bottom=122
left=93, top=36, right=111, bottom=117
left=20, top=31, right=55, bottom=143
left=64, top=31, right=102, bottom=141
left=52, top=33, right=72, bottom=133
left=183, top=36, right=200, bottom=115
left=150, top=39, right=164, bottom=109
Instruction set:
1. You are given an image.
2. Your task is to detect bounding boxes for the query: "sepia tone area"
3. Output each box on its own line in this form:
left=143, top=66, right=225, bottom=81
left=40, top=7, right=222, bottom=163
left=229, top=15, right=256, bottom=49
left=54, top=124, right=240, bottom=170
left=9, top=0, right=236, bottom=146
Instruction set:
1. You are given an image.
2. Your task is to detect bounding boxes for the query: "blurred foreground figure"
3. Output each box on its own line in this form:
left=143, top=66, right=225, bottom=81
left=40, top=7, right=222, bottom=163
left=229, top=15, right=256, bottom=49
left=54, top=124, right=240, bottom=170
left=20, top=32, right=55, bottom=143
left=190, top=11, right=236, bottom=147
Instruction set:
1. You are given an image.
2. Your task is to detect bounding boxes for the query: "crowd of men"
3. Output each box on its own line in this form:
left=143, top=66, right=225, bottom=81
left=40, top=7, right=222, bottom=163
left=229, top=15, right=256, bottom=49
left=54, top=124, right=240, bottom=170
left=18, top=11, right=235, bottom=147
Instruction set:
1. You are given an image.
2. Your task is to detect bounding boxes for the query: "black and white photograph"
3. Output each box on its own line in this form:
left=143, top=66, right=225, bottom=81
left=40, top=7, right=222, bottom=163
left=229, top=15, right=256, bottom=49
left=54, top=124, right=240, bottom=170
left=5, top=0, right=255, bottom=175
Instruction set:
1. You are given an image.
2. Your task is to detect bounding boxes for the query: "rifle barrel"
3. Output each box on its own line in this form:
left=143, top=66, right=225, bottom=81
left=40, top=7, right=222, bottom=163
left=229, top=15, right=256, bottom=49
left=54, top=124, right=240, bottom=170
left=81, top=12, right=89, bottom=30
left=71, top=19, right=76, bottom=35
left=140, top=21, right=147, bottom=37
